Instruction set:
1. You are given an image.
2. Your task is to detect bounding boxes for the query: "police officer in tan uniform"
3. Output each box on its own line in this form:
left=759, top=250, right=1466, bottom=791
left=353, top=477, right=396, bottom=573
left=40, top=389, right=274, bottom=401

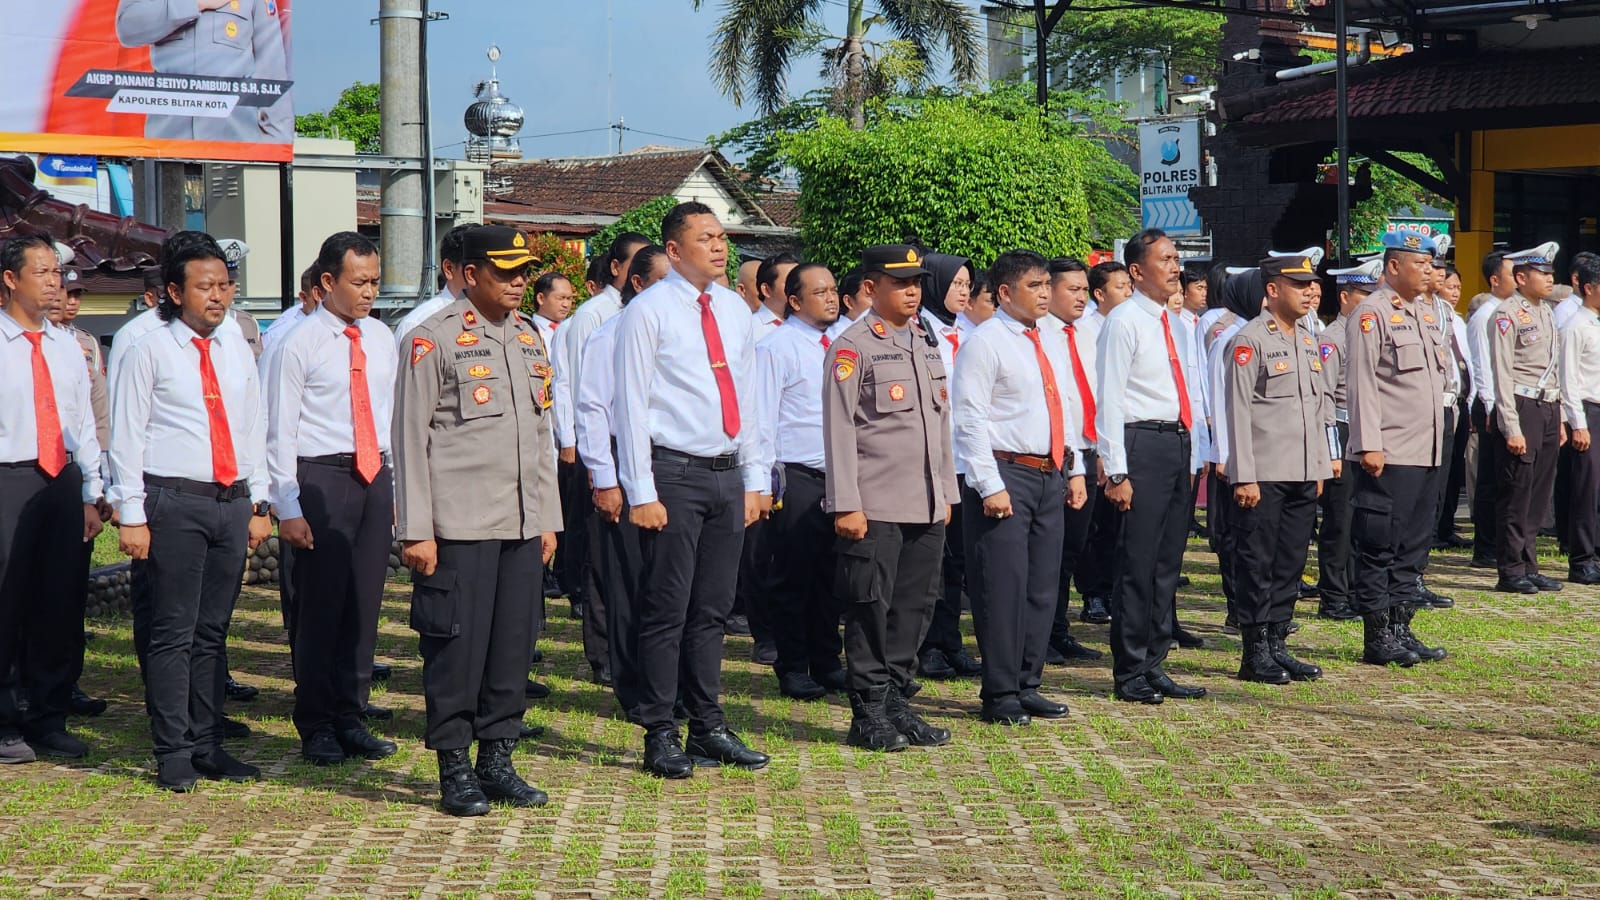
left=1346, top=231, right=1449, bottom=667
left=1222, top=254, right=1334, bottom=684
left=394, top=226, right=561, bottom=816
left=1489, top=242, right=1565, bottom=595
left=824, top=244, right=958, bottom=752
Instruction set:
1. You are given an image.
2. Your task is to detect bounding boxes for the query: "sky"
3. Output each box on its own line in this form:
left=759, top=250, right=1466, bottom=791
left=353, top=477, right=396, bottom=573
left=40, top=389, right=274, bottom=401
left=290, top=0, right=986, bottom=160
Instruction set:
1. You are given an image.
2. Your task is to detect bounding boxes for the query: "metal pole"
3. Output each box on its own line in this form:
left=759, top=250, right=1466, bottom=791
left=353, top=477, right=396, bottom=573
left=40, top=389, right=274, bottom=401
left=378, top=0, right=424, bottom=305
left=1035, top=0, right=1049, bottom=109
left=419, top=0, right=437, bottom=298
left=1334, top=0, right=1351, bottom=265
left=279, top=162, right=294, bottom=311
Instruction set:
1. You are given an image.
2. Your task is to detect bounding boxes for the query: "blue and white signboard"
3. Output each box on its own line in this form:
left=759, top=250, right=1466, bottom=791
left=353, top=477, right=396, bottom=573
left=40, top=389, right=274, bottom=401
left=1139, top=120, right=1203, bottom=236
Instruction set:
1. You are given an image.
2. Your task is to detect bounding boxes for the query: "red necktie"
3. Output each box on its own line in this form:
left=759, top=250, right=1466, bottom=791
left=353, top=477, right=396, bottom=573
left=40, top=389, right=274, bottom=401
left=945, top=331, right=960, bottom=357
left=1063, top=324, right=1097, bottom=444
left=22, top=332, right=66, bottom=477
left=1159, top=311, right=1193, bottom=431
left=698, top=293, right=740, bottom=438
left=192, top=337, right=238, bottom=486
left=1024, top=329, right=1066, bottom=472
left=820, top=334, right=831, bottom=351
left=344, top=325, right=381, bottom=484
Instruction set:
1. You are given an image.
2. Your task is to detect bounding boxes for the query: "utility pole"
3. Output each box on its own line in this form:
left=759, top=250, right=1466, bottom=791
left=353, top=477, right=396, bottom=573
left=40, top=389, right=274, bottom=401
left=378, top=0, right=424, bottom=302
left=1333, top=0, right=1352, bottom=265
left=1023, top=0, right=1073, bottom=112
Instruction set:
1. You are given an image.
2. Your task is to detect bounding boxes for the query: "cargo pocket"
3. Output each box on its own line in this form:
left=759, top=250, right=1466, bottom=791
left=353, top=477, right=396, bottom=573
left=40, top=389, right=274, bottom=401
left=409, top=567, right=460, bottom=638
left=834, top=537, right=881, bottom=606
left=1350, top=491, right=1393, bottom=549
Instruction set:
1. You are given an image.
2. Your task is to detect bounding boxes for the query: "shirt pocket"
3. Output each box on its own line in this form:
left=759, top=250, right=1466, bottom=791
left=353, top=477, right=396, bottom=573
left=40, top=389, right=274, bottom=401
left=210, top=9, right=249, bottom=52
left=1262, top=362, right=1296, bottom=398
left=1393, top=341, right=1426, bottom=373
left=870, top=363, right=917, bottom=415
left=528, top=360, right=554, bottom=411
left=454, top=361, right=506, bottom=420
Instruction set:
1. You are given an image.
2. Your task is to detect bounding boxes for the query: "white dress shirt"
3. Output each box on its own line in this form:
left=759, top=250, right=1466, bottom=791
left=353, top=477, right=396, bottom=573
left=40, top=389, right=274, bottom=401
left=393, top=287, right=459, bottom=349
left=574, top=315, right=623, bottom=490
left=751, top=306, right=785, bottom=344
left=1206, top=318, right=1247, bottom=467
left=260, top=303, right=311, bottom=355
left=753, top=316, right=831, bottom=473
left=825, top=308, right=865, bottom=342
left=1179, top=307, right=1212, bottom=466
left=954, top=311, right=980, bottom=340
left=109, top=318, right=267, bottom=524
left=265, top=307, right=397, bottom=519
left=1559, top=304, right=1600, bottom=429
left=953, top=310, right=1085, bottom=499
left=108, top=305, right=242, bottom=390
left=1040, top=312, right=1099, bottom=450
left=552, top=285, right=623, bottom=450
left=0, top=310, right=102, bottom=502
left=1095, top=291, right=1200, bottom=476
left=614, top=268, right=764, bottom=504
left=1467, top=297, right=1504, bottom=411
left=1555, top=294, right=1583, bottom=331
left=532, top=313, right=559, bottom=354
left=1434, top=296, right=1474, bottom=403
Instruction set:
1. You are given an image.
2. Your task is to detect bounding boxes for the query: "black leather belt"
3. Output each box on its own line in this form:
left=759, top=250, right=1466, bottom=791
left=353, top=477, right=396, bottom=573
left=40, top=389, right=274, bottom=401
left=144, top=474, right=250, bottom=501
left=0, top=453, right=75, bottom=470
left=784, top=462, right=826, bottom=480
left=652, top=447, right=738, bottom=471
left=1126, top=421, right=1188, bottom=434
left=299, top=452, right=392, bottom=469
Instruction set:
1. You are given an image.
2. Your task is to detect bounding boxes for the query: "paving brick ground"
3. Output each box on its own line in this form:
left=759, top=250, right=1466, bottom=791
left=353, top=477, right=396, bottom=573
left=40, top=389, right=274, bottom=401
left=2, top=542, right=1599, bottom=898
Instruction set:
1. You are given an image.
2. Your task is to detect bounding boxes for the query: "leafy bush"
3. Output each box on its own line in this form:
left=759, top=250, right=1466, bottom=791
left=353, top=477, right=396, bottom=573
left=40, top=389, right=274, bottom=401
left=520, top=232, right=589, bottom=315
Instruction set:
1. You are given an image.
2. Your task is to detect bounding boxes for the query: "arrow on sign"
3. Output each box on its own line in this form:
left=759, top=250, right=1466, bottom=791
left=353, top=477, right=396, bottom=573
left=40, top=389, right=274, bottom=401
left=1142, top=197, right=1202, bottom=234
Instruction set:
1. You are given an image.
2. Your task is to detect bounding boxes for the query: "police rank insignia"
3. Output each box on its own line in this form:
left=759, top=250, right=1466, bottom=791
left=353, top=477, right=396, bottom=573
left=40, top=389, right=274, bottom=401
left=888, top=384, right=906, bottom=401
left=870, top=321, right=887, bottom=338
left=456, top=332, right=479, bottom=347
left=518, top=333, right=536, bottom=345
left=1359, top=312, right=1377, bottom=333
left=464, top=310, right=478, bottom=326
left=1319, top=343, right=1335, bottom=361
left=410, top=337, right=435, bottom=366
left=832, top=348, right=858, bottom=382
left=473, top=385, right=492, bottom=405
left=467, top=365, right=491, bottom=379
left=1234, top=346, right=1253, bottom=366
left=1302, top=336, right=1313, bottom=346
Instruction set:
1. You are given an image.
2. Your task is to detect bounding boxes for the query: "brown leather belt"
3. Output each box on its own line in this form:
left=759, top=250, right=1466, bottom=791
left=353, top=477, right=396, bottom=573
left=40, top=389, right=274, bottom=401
left=994, top=450, right=1057, bottom=472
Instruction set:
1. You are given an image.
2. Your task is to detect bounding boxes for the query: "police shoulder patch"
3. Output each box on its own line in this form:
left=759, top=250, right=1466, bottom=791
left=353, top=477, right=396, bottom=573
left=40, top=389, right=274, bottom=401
left=410, top=336, right=435, bottom=366
left=832, top=348, right=859, bottom=382
left=1497, top=317, right=1512, bottom=335
left=1234, top=346, right=1253, bottom=366
left=1319, top=342, right=1335, bottom=361
left=1359, top=312, right=1377, bottom=333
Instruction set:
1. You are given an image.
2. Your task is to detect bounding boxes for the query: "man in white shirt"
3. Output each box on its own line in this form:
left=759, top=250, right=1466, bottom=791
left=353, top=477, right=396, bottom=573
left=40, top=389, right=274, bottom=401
left=393, top=223, right=476, bottom=348
left=733, top=258, right=762, bottom=313
left=110, top=231, right=272, bottom=792
left=0, top=235, right=104, bottom=765
left=1074, top=260, right=1135, bottom=623
left=528, top=272, right=572, bottom=350
left=266, top=233, right=398, bottom=768
left=1552, top=252, right=1596, bottom=331
left=614, top=202, right=769, bottom=777
left=260, top=265, right=323, bottom=357
left=750, top=253, right=799, bottom=344
left=1467, top=250, right=1517, bottom=566
left=953, top=250, right=1087, bottom=725
left=1096, top=229, right=1207, bottom=705
left=109, top=268, right=245, bottom=391
left=1559, top=256, right=1600, bottom=583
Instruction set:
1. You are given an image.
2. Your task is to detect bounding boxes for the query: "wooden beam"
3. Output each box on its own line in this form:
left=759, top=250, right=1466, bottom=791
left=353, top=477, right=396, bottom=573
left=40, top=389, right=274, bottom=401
left=1349, top=144, right=1454, bottom=198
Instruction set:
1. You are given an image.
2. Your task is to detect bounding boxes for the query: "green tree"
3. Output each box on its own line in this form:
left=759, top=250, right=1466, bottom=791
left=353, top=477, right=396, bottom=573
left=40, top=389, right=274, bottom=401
left=1347, top=154, right=1452, bottom=253
left=294, top=82, right=381, bottom=152
left=589, top=195, right=742, bottom=283
left=520, top=233, right=590, bottom=314
left=779, top=95, right=1093, bottom=272
left=690, top=0, right=982, bottom=129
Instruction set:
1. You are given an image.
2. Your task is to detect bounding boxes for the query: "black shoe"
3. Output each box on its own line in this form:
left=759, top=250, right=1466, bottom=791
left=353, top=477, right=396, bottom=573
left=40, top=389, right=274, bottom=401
left=541, top=570, right=563, bottom=600
left=917, top=648, right=957, bottom=680
left=847, top=688, right=911, bottom=752
left=1018, top=690, right=1068, bottom=718
left=592, top=666, right=613, bottom=687
left=519, top=722, right=545, bottom=739
left=643, top=729, right=695, bottom=778
left=1495, top=576, right=1539, bottom=595
left=26, top=729, right=88, bottom=759
left=1238, top=626, right=1291, bottom=685
left=1418, top=584, right=1455, bottom=609
left=475, top=738, right=548, bottom=807
left=221, top=716, right=251, bottom=740
left=1469, top=555, right=1497, bottom=569
left=1172, top=626, right=1204, bottom=650
left=1266, top=623, right=1322, bottom=681
left=1147, top=668, right=1208, bottom=699
left=437, top=748, right=491, bottom=816
left=1390, top=605, right=1447, bottom=663
left=778, top=671, right=827, bottom=701
left=302, top=729, right=346, bottom=766
left=193, top=748, right=260, bottom=782
left=1177, top=574, right=1191, bottom=588
left=157, top=756, right=200, bottom=792
left=723, top=614, right=751, bottom=636
left=1438, top=533, right=1472, bottom=549
left=0, top=735, right=36, bottom=764
left=529, top=647, right=543, bottom=664
left=1318, top=599, right=1359, bottom=621
left=979, top=701, right=1032, bottom=726
left=224, top=678, right=258, bottom=702
left=337, top=726, right=398, bottom=760
left=1190, top=520, right=1209, bottom=538
left=1052, top=635, right=1103, bottom=661
left=1285, top=619, right=1300, bottom=635
left=1298, top=580, right=1319, bottom=599
left=1222, top=612, right=1240, bottom=636
left=360, top=704, right=393, bottom=722
left=1361, top=611, right=1420, bottom=667
left=885, top=684, right=951, bottom=746
left=1528, top=573, right=1564, bottom=592
left=1080, top=596, right=1112, bottom=624
left=686, top=727, right=769, bottom=770
left=751, top=640, right=778, bottom=666
left=68, top=685, right=107, bottom=717
left=816, top=668, right=848, bottom=692
left=1113, top=676, right=1164, bottom=705
left=525, top=680, right=551, bottom=699
left=370, top=662, right=391, bottom=682
left=568, top=598, right=585, bottom=620
left=1044, top=643, right=1067, bottom=665
left=1570, top=565, right=1600, bottom=585
left=945, top=649, right=984, bottom=677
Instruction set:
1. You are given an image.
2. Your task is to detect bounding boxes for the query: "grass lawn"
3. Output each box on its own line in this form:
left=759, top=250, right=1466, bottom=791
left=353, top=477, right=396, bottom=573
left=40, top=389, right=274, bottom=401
left=90, top=525, right=125, bottom=569
left=3, top=538, right=1598, bottom=898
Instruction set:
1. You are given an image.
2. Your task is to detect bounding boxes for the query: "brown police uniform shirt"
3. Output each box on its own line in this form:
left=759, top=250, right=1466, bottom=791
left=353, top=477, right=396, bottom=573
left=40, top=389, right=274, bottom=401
left=1346, top=283, right=1449, bottom=467
left=69, top=326, right=110, bottom=450
left=1204, top=310, right=1239, bottom=354
left=1317, top=313, right=1348, bottom=412
left=233, top=308, right=262, bottom=360
left=823, top=312, right=959, bottom=524
left=393, top=298, right=562, bottom=542
left=1223, top=315, right=1333, bottom=484
left=1489, top=293, right=1559, bottom=439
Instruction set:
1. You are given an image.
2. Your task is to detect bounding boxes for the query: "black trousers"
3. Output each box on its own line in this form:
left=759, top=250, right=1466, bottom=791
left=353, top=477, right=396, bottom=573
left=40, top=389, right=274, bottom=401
left=768, top=466, right=844, bottom=679
left=1494, top=395, right=1561, bottom=578
left=1108, top=426, right=1190, bottom=688
left=0, top=463, right=85, bottom=739
left=839, top=520, right=944, bottom=693
left=1554, top=444, right=1575, bottom=549
left=138, top=485, right=250, bottom=761
left=964, top=462, right=1064, bottom=704
left=1208, top=467, right=1240, bottom=611
left=1233, top=481, right=1318, bottom=627
left=556, top=458, right=596, bottom=605
left=1569, top=402, right=1600, bottom=566
left=919, top=485, right=966, bottom=657
left=1076, top=470, right=1119, bottom=601
left=1408, top=405, right=1457, bottom=593
left=1051, top=448, right=1098, bottom=645
left=597, top=484, right=645, bottom=721
left=634, top=459, right=745, bottom=735
left=278, top=541, right=297, bottom=634
left=579, top=487, right=609, bottom=675
left=289, top=462, right=393, bottom=739
left=411, top=538, right=540, bottom=750
left=1471, top=399, right=1499, bottom=560
left=735, top=518, right=775, bottom=644
left=1316, top=423, right=1354, bottom=606
left=1437, top=399, right=1471, bottom=539
left=1350, top=464, right=1433, bottom=614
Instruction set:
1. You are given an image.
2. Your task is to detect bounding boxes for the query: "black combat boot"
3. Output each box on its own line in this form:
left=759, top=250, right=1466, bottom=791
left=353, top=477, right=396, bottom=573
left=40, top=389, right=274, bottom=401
left=1361, top=610, right=1421, bottom=667
left=885, top=683, right=951, bottom=746
left=437, top=748, right=491, bottom=817
left=1237, top=625, right=1290, bottom=684
left=1267, top=621, right=1322, bottom=681
left=1389, top=604, right=1447, bottom=662
left=474, top=738, right=548, bottom=807
left=1317, top=596, right=1359, bottom=620
left=847, top=687, right=909, bottom=752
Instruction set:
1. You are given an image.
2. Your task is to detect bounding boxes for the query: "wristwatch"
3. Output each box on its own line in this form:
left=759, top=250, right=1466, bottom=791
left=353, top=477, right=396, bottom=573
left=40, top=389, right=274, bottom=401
left=253, top=501, right=272, bottom=518
left=1108, top=474, right=1128, bottom=486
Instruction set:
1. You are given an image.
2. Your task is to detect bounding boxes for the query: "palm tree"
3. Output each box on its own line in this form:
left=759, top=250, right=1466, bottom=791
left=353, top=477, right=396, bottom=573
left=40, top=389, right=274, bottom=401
left=691, top=0, right=983, bottom=129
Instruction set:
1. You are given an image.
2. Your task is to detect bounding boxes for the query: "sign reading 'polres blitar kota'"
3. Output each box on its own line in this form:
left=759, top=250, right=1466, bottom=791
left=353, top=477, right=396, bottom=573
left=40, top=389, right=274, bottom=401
left=1138, top=119, right=1203, bottom=236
